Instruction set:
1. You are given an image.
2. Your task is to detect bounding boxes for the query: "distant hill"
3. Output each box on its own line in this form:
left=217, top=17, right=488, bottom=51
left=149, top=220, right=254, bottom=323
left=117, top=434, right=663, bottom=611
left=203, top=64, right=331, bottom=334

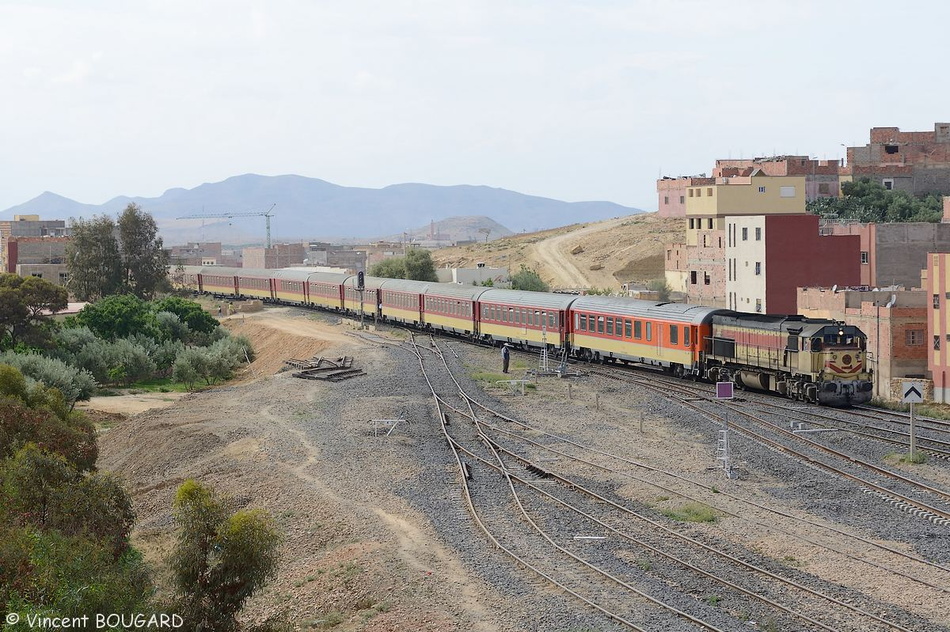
left=0, top=174, right=643, bottom=246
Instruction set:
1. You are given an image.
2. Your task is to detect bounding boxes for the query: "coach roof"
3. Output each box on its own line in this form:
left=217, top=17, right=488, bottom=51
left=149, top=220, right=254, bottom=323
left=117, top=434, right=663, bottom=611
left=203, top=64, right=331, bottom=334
left=478, top=289, right=579, bottom=311
left=571, top=296, right=725, bottom=325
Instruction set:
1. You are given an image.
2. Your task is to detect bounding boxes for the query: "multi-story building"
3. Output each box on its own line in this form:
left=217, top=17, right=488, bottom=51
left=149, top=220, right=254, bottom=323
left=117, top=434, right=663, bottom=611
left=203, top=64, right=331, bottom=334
left=0, top=215, right=68, bottom=272
left=242, top=243, right=307, bottom=269
left=798, top=287, right=928, bottom=402
left=925, top=253, right=950, bottom=402
left=669, top=172, right=808, bottom=308
left=726, top=214, right=860, bottom=314
left=822, top=220, right=950, bottom=289
left=6, top=236, right=71, bottom=286
left=713, top=156, right=843, bottom=201
left=169, top=242, right=224, bottom=266
left=656, top=176, right=714, bottom=218
left=846, top=123, right=950, bottom=195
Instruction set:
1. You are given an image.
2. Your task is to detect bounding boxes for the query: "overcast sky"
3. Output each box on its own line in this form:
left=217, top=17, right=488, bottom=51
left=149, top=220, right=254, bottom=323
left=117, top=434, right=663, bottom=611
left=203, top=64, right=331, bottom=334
left=1, top=0, right=947, bottom=213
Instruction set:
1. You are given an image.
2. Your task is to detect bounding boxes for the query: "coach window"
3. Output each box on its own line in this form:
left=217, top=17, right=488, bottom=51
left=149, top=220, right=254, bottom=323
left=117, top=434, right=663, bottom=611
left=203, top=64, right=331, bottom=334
left=684, top=326, right=690, bottom=346
left=549, top=313, right=556, bottom=329
left=577, top=314, right=586, bottom=331
left=606, top=317, right=614, bottom=336
left=624, top=319, right=632, bottom=338
left=597, top=316, right=605, bottom=334
left=646, top=322, right=653, bottom=341
left=634, top=320, right=642, bottom=339
left=670, top=326, right=678, bottom=345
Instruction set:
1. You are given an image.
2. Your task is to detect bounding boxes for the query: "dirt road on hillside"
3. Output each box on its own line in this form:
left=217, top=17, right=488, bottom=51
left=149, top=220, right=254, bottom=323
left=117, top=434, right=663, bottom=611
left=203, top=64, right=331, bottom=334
left=530, top=216, right=633, bottom=289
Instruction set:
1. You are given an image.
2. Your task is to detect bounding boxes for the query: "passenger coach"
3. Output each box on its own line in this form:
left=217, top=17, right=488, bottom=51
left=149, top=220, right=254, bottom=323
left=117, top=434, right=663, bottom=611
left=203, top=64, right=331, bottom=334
left=570, top=297, right=721, bottom=377
left=476, top=289, right=576, bottom=349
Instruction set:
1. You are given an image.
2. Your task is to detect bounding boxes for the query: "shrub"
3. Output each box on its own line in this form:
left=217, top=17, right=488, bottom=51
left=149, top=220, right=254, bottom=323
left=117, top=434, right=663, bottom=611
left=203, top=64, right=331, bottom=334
left=172, top=480, right=280, bottom=631
left=0, top=352, right=96, bottom=404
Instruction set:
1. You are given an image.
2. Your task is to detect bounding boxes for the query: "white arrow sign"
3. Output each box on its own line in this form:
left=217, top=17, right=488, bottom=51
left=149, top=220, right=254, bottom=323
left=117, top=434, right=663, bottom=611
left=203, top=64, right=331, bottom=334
left=901, top=381, right=924, bottom=404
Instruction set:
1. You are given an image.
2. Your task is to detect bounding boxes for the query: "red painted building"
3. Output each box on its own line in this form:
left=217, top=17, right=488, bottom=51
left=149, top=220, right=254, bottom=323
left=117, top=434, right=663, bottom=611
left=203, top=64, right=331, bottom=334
left=726, top=214, right=861, bottom=315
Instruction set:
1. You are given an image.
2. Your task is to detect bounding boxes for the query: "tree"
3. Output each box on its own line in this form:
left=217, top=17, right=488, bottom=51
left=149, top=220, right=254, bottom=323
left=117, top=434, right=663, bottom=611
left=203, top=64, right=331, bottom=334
left=171, top=480, right=280, bottom=631
left=647, top=278, right=672, bottom=302
left=66, top=215, right=123, bottom=301
left=404, top=248, right=438, bottom=282
left=153, top=296, right=218, bottom=335
left=510, top=265, right=549, bottom=292
left=119, top=203, right=170, bottom=299
left=76, top=294, right=156, bottom=340
left=370, top=257, right=407, bottom=279
left=807, top=177, right=944, bottom=223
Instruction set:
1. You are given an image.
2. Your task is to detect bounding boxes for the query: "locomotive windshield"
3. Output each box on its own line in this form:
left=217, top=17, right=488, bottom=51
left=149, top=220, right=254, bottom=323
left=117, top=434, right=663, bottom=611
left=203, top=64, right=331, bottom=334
left=815, top=326, right=864, bottom=349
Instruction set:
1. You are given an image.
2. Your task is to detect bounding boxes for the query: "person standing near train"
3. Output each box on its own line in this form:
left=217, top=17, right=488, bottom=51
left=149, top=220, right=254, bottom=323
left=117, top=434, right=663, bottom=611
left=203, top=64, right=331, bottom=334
left=501, top=344, right=510, bottom=373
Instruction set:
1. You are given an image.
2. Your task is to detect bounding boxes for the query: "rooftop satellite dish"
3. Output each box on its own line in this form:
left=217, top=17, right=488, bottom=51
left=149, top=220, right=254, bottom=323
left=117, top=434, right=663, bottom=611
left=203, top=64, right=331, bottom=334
left=885, top=294, right=897, bottom=308
left=831, top=284, right=838, bottom=293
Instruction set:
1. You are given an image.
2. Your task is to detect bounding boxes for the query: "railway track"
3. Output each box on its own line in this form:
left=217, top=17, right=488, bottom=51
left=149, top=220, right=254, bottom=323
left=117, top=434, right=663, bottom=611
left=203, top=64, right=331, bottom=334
left=404, top=334, right=937, bottom=631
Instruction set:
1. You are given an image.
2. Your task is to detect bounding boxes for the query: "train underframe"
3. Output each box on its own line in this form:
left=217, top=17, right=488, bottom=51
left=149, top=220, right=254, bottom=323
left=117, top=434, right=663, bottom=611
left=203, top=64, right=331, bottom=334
left=705, top=362, right=872, bottom=407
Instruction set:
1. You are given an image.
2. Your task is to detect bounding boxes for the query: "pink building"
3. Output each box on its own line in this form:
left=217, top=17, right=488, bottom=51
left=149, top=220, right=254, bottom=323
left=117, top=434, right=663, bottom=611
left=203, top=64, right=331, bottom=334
left=656, top=176, right=714, bottom=218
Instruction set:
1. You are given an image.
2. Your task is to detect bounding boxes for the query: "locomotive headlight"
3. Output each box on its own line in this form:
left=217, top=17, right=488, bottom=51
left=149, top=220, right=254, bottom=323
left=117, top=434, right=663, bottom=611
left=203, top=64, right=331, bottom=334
left=842, top=354, right=852, bottom=365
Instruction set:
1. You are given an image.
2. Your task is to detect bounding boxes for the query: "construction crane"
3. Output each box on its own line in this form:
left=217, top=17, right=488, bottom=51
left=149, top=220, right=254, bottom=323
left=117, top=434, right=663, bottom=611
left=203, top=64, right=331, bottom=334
left=177, top=204, right=276, bottom=248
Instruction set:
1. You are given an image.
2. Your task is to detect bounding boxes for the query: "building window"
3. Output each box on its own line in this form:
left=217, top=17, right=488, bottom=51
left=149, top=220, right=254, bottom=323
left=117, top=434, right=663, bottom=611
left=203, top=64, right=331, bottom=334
left=884, top=145, right=899, bottom=155
left=689, top=189, right=695, bottom=198
left=861, top=251, right=869, bottom=264
left=707, top=218, right=713, bottom=229
left=906, top=330, right=923, bottom=346
left=755, top=227, right=761, bottom=241
left=706, top=188, right=713, bottom=197
left=704, top=272, right=710, bottom=285
left=758, top=186, right=766, bottom=193
left=689, top=218, right=694, bottom=229
left=883, top=179, right=894, bottom=190
left=30, top=273, right=43, bottom=278
left=935, top=335, right=941, bottom=351
left=755, top=262, right=761, bottom=275
left=742, top=227, right=748, bottom=241
left=679, top=195, right=685, bottom=204
left=664, top=196, right=669, bottom=204
left=818, top=183, right=830, bottom=194
left=935, top=294, right=940, bottom=308
left=690, top=271, right=697, bottom=284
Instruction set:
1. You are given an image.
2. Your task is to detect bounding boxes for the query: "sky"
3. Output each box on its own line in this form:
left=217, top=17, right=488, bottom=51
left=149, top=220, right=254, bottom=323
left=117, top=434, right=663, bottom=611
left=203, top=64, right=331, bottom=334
left=2, top=0, right=948, bottom=213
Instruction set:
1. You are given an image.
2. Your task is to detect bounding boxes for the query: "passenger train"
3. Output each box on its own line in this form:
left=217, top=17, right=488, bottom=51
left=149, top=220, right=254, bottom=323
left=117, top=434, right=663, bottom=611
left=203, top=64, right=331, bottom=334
left=175, top=266, right=873, bottom=406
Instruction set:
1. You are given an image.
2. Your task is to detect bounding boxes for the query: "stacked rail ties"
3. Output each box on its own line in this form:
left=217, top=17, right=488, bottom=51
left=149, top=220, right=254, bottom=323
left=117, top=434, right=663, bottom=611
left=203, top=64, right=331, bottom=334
left=285, top=355, right=364, bottom=382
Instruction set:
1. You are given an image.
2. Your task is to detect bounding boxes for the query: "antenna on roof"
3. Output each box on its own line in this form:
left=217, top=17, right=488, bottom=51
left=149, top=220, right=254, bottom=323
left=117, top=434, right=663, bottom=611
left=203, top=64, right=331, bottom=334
left=831, top=284, right=838, bottom=293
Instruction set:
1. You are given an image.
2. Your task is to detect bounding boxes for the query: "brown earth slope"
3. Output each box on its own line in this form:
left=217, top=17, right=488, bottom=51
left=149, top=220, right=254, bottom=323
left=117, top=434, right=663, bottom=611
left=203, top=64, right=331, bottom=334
left=433, top=212, right=685, bottom=291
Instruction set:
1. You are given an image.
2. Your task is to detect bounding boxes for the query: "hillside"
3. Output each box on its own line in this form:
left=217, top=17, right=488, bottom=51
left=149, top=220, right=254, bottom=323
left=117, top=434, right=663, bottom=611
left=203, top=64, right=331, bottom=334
left=433, top=212, right=685, bottom=291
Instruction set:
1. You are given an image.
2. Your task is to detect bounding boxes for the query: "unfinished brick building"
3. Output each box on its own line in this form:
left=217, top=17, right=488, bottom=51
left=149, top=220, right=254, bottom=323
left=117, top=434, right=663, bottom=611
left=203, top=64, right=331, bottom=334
left=846, top=123, right=950, bottom=195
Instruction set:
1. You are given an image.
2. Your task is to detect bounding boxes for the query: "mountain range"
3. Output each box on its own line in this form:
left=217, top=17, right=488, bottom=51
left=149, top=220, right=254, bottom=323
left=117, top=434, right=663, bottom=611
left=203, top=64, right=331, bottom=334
left=0, top=174, right=644, bottom=246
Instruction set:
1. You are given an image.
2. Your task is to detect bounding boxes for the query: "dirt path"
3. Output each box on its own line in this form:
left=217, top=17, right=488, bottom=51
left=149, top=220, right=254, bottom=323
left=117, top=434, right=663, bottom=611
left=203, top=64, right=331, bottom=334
left=530, top=217, right=630, bottom=289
